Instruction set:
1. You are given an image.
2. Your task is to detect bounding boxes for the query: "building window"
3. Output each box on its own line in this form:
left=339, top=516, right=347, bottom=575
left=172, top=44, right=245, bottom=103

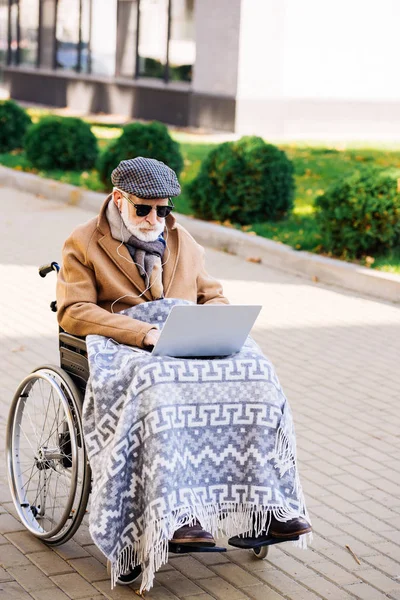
left=19, top=0, right=39, bottom=67
left=137, top=0, right=195, bottom=82
left=55, top=0, right=91, bottom=72
left=137, top=0, right=168, bottom=79
left=91, top=0, right=117, bottom=76
left=168, top=0, right=195, bottom=82
left=80, top=0, right=91, bottom=73
left=55, top=0, right=79, bottom=70
left=4, top=0, right=195, bottom=82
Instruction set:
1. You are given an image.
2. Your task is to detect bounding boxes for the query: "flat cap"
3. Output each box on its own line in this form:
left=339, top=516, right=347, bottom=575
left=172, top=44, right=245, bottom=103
left=111, top=157, right=181, bottom=199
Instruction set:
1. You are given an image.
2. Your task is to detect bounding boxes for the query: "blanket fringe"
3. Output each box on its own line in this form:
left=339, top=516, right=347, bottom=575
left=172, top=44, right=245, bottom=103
left=110, top=423, right=311, bottom=593
left=112, top=503, right=311, bottom=591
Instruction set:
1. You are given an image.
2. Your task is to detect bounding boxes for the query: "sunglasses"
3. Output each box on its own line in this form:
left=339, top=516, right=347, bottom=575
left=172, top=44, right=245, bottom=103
left=119, top=190, right=174, bottom=218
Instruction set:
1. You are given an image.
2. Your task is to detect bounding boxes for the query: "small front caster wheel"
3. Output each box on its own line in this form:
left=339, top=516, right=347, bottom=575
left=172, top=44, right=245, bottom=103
left=107, top=559, right=142, bottom=585
left=252, top=545, right=269, bottom=559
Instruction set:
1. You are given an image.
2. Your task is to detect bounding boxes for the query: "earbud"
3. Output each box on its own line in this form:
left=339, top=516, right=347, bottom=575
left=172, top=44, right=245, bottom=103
left=110, top=207, right=171, bottom=314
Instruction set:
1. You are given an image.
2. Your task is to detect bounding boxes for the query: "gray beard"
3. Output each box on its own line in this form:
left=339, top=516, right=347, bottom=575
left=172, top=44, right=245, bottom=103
left=121, top=199, right=164, bottom=242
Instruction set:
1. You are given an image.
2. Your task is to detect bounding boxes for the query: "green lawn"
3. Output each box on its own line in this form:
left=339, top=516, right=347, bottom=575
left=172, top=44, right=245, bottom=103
left=1, top=116, right=400, bottom=274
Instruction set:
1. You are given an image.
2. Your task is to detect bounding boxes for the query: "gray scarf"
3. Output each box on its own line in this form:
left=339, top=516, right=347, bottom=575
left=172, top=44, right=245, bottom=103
left=106, top=199, right=166, bottom=300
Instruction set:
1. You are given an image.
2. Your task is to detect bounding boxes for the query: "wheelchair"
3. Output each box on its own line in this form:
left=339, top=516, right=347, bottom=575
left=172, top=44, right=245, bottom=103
left=6, top=262, right=300, bottom=581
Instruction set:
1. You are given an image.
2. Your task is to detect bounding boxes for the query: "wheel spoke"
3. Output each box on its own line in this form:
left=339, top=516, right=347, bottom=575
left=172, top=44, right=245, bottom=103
left=44, top=386, right=60, bottom=447
left=39, top=382, right=54, bottom=447
left=20, top=463, right=37, bottom=477
left=25, top=409, right=42, bottom=447
left=31, top=469, right=44, bottom=508
left=20, top=462, right=38, bottom=505
left=50, top=468, right=61, bottom=525
left=40, top=416, right=67, bottom=451
left=18, top=423, right=37, bottom=456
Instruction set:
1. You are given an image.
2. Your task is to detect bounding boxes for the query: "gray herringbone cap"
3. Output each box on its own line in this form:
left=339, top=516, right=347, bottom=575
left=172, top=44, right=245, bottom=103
left=111, top=157, right=181, bottom=199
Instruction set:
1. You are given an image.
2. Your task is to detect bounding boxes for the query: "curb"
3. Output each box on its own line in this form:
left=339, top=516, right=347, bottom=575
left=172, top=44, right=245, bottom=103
left=1, top=164, right=399, bottom=304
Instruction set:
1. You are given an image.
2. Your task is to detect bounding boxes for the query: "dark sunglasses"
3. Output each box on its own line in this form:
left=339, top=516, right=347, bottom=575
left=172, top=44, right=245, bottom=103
left=120, top=190, right=174, bottom=218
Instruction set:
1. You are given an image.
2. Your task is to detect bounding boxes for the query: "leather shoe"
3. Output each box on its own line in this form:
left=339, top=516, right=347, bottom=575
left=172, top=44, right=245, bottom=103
left=170, top=520, right=216, bottom=547
left=269, top=515, right=312, bottom=538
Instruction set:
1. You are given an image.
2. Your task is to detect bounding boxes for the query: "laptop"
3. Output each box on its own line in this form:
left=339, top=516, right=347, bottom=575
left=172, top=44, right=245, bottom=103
left=148, top=304, right=262, bottom=358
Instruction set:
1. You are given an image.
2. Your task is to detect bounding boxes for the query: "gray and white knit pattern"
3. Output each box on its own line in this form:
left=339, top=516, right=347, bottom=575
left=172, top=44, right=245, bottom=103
left=83, top=299, right=310, bottom=592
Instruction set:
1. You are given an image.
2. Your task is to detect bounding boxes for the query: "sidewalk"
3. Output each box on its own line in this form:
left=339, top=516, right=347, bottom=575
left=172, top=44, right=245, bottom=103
left=1, top=187, right=400, bottom=600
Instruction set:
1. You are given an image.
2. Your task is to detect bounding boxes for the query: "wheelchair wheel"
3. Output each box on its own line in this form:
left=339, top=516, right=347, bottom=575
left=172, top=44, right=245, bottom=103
left=107, top=559, right=142, bottom=586
left=252, top=545, right=269, bottom=559
left=6, top=365, right=91, bottom=545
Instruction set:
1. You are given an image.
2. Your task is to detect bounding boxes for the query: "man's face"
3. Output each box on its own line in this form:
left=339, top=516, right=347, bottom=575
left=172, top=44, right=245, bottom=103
left=114, top=189, right=168, bottom=242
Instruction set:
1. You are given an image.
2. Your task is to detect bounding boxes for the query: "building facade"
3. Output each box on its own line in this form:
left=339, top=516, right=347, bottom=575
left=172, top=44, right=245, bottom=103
left=2, top=0, right=400, bottom=138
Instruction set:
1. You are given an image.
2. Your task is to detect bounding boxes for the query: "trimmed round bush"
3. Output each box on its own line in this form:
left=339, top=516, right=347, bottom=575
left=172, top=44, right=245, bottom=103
left=25, top=116, right=98, bottom=170
left=98, top=121, right=184, bottom=188
left=187, top=136, right=295, bottom=225
left=0, top=100, right=32, bottom=153
left=315, top=171, right=400, bottom=258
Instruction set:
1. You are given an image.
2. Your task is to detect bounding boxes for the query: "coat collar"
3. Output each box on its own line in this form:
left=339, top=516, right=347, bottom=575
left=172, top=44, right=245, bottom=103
left=97, top=195, right=179, bottom=300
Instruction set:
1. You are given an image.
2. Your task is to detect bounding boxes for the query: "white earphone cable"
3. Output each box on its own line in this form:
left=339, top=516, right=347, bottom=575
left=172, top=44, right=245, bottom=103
left=110, top=194, right=171, bottom=313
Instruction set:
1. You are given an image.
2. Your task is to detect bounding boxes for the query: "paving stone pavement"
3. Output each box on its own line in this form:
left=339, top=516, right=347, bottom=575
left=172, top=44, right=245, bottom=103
left=1, top=187, right=400, bottom=600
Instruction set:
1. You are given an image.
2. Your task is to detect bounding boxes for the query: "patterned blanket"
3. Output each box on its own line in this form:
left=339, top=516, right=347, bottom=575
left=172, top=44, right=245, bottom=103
left=83, top=299, right=310, bottom=591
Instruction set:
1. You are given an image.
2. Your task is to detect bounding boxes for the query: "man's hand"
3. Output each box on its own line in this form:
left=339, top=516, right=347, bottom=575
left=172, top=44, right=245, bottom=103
left=143, top=328, right=161, bottom=348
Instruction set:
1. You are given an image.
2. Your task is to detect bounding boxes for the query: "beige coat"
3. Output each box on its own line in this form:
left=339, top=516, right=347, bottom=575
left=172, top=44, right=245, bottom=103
left=56, top=197, right=229, bottom=348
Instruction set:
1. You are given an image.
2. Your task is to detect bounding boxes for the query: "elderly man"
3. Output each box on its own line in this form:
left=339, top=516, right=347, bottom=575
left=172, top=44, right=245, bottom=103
left=57, top=157, right=228, bottom=350
left=57, top=157, right=311, bottom=589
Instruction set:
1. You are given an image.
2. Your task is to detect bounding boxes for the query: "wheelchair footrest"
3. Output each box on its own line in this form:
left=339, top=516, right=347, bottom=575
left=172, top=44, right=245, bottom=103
left=228, top=534, right=300, bottom=549
left=169, top=543, right=226, bottom=554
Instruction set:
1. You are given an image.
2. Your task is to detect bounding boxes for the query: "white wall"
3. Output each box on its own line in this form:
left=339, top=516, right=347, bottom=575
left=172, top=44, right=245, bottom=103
left=283, top=0, right=400, bottom=100
left=233, top=0, right=400, bottom=137
left=235, top=0, right=285, bottom=134
left=236, top=0, right=285, bottom=99
left=235, top=0, right=400, bottom=102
